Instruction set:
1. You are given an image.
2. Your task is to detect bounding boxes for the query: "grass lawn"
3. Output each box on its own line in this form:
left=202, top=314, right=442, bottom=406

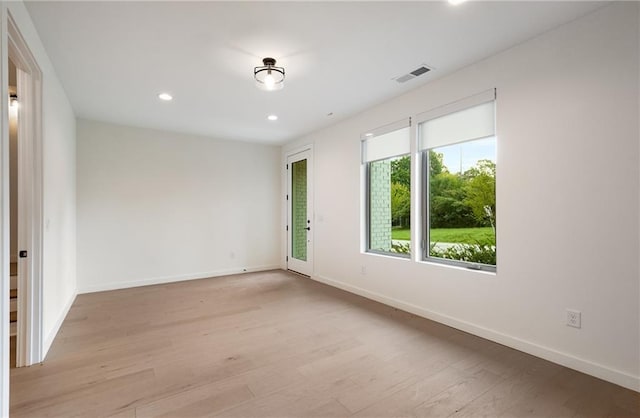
left=392, top=227, right=495, bottom=244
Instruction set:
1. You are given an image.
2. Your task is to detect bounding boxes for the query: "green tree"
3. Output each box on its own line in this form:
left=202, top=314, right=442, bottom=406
left=390, top=156, right=410, bottom=189
left=389, top=152, right=444, bottom=189
left=391, top=182, right=410, bottom=228
left=429, top=172, right=474, bottom=228
left=462, top=159, right=495, bottom=180
left=429, top=150, right=445, bottom=177
left=464, top=160, right=496, bottom=228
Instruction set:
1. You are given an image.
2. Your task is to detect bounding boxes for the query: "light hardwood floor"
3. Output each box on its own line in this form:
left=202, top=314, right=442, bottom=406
left=10, top=270, right=640, bottom=417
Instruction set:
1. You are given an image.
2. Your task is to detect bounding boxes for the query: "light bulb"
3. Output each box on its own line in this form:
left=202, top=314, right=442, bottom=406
left=264, top=72, right=275, bottom=89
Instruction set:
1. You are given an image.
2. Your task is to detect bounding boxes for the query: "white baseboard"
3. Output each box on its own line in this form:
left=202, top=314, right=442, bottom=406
left=77, top=265, right=281, bottom=294
left=43, top=289, right=77, bottom=359
left=312, top=274, right=640, bottom=393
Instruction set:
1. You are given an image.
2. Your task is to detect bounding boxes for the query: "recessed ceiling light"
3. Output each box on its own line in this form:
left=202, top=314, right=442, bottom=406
left=448, top=0, right=468, bottom=5
left=158, top=93, right=173, bottom=101
left=267, top=115, right=278, bottom=121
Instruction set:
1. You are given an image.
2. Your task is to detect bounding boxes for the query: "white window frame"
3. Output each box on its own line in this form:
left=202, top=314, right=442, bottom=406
left=416, top=89, right=497, bottom=272
left=362, top=118, right=411, bottom=258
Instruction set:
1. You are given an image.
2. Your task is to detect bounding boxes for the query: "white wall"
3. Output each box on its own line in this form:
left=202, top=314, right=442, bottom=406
left=76, top=120, right=281, bottom=293
left=283, top=2, right=639, bottom=391
left=5, top=2, right=77, bottom=357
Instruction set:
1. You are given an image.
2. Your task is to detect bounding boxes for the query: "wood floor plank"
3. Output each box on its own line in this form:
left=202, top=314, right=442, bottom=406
left=352, top=365, right=472, bottom=417
left=11, top=369, right=156, bottom=417
left=9, top=270, right=640, bottom=417
left=214, top=376, right=361, bottom=417
left=452, top=359, right=567, bottom=417
left=135, top=381, right=254, bottom=418
left=105, top=408, right=136, bottom=418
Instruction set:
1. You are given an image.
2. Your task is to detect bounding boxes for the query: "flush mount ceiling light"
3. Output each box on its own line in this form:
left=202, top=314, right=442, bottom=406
left=158, top=92, right=173, bottom=101
left=267, top=114, right=278, bottom=121
left=448, top=0, right=468, bottom=5
left=254, top=57, right=285, bottom=91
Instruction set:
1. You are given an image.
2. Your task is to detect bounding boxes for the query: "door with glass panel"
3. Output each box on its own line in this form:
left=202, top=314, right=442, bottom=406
left=287, top=150, right=313, bottom=276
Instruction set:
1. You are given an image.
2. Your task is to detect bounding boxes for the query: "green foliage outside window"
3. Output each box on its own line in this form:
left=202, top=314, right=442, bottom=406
left=389, top=150, right=496, bottom=265
left=390, top=152, right=496, bottom=231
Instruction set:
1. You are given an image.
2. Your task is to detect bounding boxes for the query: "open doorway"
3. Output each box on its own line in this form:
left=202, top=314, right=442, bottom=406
left=8, top=57, right=19, bottom=368
left=4, top=12, right=44, bottom=369
left=1, top=12, right=46, bottom=412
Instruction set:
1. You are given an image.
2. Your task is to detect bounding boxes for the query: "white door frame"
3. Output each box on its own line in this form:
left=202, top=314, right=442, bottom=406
left=5, top=10, right=44, bottom=369
left=0, top=6, right=9, bottom=416
left=286, top=146, right=313, bottom=276
left=0, top=7, right=43, bottom=412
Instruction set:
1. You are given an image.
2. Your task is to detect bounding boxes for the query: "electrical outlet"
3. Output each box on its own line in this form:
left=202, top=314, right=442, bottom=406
left=566, top=309, right=581, bottom=328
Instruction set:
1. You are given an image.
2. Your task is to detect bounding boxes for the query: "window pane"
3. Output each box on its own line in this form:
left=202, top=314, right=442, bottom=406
left=291, top=159, right=307, bottom=261
left=369, top=155, right=411, bottom=256
left=428, top=138, right=496, bottom=267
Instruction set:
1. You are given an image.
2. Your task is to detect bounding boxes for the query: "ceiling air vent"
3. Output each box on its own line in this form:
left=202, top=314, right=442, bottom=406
left=394, top=65, right=432, bottom=84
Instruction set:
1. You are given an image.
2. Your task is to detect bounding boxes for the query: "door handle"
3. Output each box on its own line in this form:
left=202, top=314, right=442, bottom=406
left=305, top=227, right=311, bottom=231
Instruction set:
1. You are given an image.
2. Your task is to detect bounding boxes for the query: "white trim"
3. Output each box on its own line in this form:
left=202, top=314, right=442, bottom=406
left=311, top=273, right=640, bottom=393
left=0, top=5, right=10, bottom=416
left=409, top=121, right=422, bottom=263
left=8, top=12, right=44, bottom=368
left=77, top=265, right=281, bottom=294
left=284, top=143, right=313, bottom=159
left=42, top=290, right=76, bottom=359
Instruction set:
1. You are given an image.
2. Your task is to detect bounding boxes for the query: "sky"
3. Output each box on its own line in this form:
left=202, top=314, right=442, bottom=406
left=437, top=137, right=496, bottom=173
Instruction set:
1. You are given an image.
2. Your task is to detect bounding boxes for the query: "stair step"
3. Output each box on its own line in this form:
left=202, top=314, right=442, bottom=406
left=9, top=262, right=18, bottom=336
left=10, top=298, right=17, bottom=322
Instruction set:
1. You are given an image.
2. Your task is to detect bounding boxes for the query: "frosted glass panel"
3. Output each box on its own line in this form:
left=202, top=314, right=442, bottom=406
left=291, top=159, right=307, bottom=261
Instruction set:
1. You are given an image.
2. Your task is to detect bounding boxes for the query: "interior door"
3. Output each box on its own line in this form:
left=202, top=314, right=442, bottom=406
left=287, top=150, right=313, bottom=276
left=16, top=67, right=34, bottom=367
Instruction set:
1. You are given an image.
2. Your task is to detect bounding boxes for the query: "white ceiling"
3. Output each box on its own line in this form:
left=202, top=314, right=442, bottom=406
left=25, top=1, right=606, bottom=145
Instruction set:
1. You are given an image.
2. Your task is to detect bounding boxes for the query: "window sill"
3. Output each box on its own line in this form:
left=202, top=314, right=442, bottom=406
left=363, top=250, right=412, bottom=261
left=418, top=259, right=497, bottom=276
